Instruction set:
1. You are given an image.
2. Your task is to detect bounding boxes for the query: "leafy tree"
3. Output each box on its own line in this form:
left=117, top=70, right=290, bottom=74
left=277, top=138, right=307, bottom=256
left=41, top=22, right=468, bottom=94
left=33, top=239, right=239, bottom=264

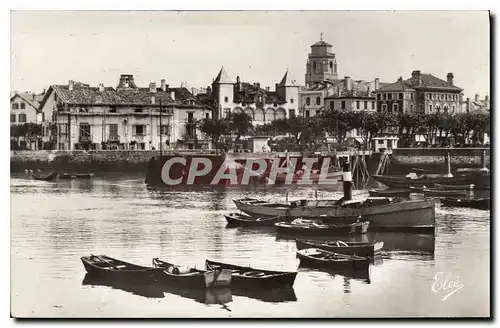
left=198, top=118, right=230, bottom=153
left=229, top=112, right=253, bottom=142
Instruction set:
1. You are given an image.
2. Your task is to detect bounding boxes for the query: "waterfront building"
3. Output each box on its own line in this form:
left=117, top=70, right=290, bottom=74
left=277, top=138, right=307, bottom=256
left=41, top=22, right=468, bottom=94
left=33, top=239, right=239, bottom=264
left=37, top=75, right=211, bottom=151
left=462, top=93, right=490, bottom=113
left=209, top=66, right=300, bottom=124
left=374, top=70, right=464, bottom=114
left=10, top=92, right=44, bottom=125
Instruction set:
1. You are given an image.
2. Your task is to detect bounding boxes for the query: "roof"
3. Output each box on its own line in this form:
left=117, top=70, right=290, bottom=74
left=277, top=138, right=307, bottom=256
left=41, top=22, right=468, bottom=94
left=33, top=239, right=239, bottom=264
left=418, top=74, right=463, bottom=91
left=213, top=66, right=233, bottom=84
left=311, top=40, right=332, bottom=47
left=233, top=82, right=286, bottom=105
left=377, top=73, right=463, bottom=92
left=10, top=92, right=44, bottom=111
left=39, top=83, right=204, bottom=109
left=376, top=79, right=415, bottom=92
left=277, top=70, right=297, bottom=87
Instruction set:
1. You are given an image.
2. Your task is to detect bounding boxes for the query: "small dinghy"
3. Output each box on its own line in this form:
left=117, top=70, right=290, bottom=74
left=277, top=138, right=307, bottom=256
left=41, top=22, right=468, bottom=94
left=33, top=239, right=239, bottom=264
left=296, top=239, right=384, bottom=257
left=205, top=259, right=297, bottom=288
left=275, top=218, right=370, bottom=236
left=81, top=255, right=162, bottom=281
left=368, top=188, right=411, bottom=198
left=225, top=212, right=287, bottom=226
left=441, top=197, right=490, bottom=210
left=32, top=171, right=58, bottom=182
left=152, top=258, right=232, bottom=289
left=296, top=248, right=370, bottom=270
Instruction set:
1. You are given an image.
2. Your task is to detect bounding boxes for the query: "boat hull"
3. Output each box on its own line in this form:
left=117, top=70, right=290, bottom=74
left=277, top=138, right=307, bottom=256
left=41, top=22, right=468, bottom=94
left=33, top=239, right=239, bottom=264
left=295, top=240, right=383, bottom=257
left=275, top=221, right=369, bottom=236
left=225, top=213, right=285, bottom=226
left=373, top=173, right=490, bottom=189
left=234, top=198, right=436, bottom=232
left=153, top=259, right=232, bottom=288
left=81, top=257, right=162, bottom=282
left=297, top=249, right=370, bottom=270
left=441, top=197, right=490, bottom=210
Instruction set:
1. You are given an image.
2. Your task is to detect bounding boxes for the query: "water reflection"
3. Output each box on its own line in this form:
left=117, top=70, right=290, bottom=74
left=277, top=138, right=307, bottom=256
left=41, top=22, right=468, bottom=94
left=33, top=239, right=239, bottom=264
left=298, top=264, right=371, bottom=284
left=82, top=274, right=165, bottom=299
left=231, top=286, right=297, bottom=303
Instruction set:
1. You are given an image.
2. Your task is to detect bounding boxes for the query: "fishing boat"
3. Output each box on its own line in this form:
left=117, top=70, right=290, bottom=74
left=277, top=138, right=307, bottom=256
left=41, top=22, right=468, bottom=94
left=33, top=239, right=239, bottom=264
left=205, top=259, right=297, bottom=288
left=32, top=171, right=58, bottom=182
left=152, top=258, right=232, bottom=289
left=297, top=248, right=370, bottom=270
left=234, top=197, right=435, bottom=232
left=80, top=255, right=162, bottom=281
left=224, top=212, right=287, bottom=226
left=275, top=219, right=370, bottom=236
left=295, top=239, right=384, bottom=257
left=434, top=183, right=474, bottom=190
left=441, top=197, right=490, bottom=210
left=372, top=171, right=489, bottom=189
left=422, top=187, right=468, bottom=197
left=368, top=188, right=411, bottom=198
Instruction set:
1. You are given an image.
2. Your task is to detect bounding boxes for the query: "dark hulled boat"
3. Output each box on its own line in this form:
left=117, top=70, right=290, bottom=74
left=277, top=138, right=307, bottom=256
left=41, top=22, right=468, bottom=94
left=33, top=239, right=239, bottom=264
left=33, top=171, right=58, bottom=181
left=225, top=212, right=287, bottom=226
left=441, top=197, right=490, bottom=210
left=205, top=259, right=297, bottom=288
left=81, top=255, right=162, bottom=281
left=297, top=248, right=370, bottom=270
left=422, top=187, right=469, bottom=197
left=295, top=239, right=384, bottom=257
left=368, top=188, right=411, bottom=198
left=434, top=183, right=474, bottom=190
left=275, top=218, right=370, bottom=236
left=152, top=258, right=232, bottom=289
left=372, top=171, right=490, bottom=189
left=59, top=173, right=94, bottom=179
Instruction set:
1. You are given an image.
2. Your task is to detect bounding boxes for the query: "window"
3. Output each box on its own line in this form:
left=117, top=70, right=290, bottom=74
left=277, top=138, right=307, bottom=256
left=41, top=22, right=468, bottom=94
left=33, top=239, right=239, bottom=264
left=341, top=101, right=346, bottom=110
left=372, top=101, right=375, bottom=109
left=135, top=125, right=145, bottom=135
left=410, top=104, right=414, bottom=112
left=429, top=104, right=433, bottom=112
left=410, top=93, right=414, bottom=100
left=109, top=106, right=117, bottom=113
left=306, top=97, right=311, bottom=106
left=290, top=98, right=294, bottom=104
left=134, top=107, right=143, bottom=113
left=444, top=105, right=449, bottom=113
left=364, top=101, right=368, bottom=110
left=10, top=114, right=15, bottom=122
left=399, top=93, right=403, bottom=100
left=388, top=93, right=392, bottom=100
left=20, top=103, right=26, bottom=109
left=378, top=140, right=384, bottom=145
left=206, top=113, right=210, bottom=119
left=419, top=104, right=424, bottom=113
left=109, top=124, right=118, bottom=137
left=382, top=104, right=387, bottom=112
left=313, top=62, right=316, bottom=71
left=289, top=109, right=296, bottom=117
left=158, top=125, right=169, bottom=135
left=224, top=97, right=228, bottom=103
left=329, top=62, right=333, bottom=70
left=305, top=110, right=310, bottom=118
left=452, top=105, right=455, bottom=112
left=79, top=123, right=90, bottom=138
left=356, top=101, right=360, bottom=109
left=18, top=114, right=27, bottom=123
left=316, top=110, right=321, bottom=116
left=436, top=105, right=441, bottom=113
left=377, top=94, right=381, bottom=100
left=12, top=103, right=19, bottom=110
left=330, top=101, right=334, bottom=110
left=42, top=112, right=45, bottom=122
left=392, top=103, right=398, bottom=112
left=383, top=93, right=387, bottom=100
left=316, top=97, right=321, bottom=106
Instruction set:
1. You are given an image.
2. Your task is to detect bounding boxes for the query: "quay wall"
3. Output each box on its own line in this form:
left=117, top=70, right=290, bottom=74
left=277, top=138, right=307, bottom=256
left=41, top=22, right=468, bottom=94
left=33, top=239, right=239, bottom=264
left=11, top=148, right=491, bottom=175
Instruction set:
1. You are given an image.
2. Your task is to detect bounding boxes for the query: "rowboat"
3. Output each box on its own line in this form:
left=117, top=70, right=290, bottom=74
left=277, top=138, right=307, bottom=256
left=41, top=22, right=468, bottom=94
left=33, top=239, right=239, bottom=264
left=297, top=248, right=370, bottom=270
left=434, top=183, right=474, bottom=190
left=32, top=171, right=58, bottom=182
left=225, top=212, right=287, bottom=226
left=295, top=239, right=384, bottom=257
left=422, top=187, right=468, bottom=197
left=372, top=172, right=489, bottom=189
left=233, top=197, right=436, bottom=232
left=368, top=188, right=411, bottom=198
left=152, top=258, right=232, bottom=289
left=205, top=259, right=297, bottom=288
left=81, top=255, right=162, bottom=281
left=275, top=219, right=370, bottom=236
left=441, top=197, right=490, bottom=210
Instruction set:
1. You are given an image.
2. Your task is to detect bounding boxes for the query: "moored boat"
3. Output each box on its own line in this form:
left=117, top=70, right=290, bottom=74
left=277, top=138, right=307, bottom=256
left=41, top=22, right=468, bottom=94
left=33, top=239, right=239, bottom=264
left=152, top=258, right=231, bottom=289
left=275, top=219, right=370, bottom=236
left=368, top=188, right=411, bottom=198
left=441, top=197, right=490, bottom=210
left=76, top=173, right=94, bottom=179
left=297, top=248, right=370, bottom=270
left=295, top=239, right=384, bottom=257
left=225, top=212, right=287, bottom=226
left=59, top=173, right=94, bottom=179
left=434, top=183, right=474, bottom=190
left=81, top=255, right=162, bottom=281
left=373, top=171, right=489, bottom=189
left=422, top=187, right=469, bottom=197
left=33, top=171, right=58, bottom=182
left=205, top=259, right=297, bottom=288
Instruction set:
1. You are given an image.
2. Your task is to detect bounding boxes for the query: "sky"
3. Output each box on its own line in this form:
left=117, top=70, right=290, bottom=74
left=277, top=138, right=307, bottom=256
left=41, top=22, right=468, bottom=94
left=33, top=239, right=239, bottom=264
left=10, top=10, right=490, bottom=99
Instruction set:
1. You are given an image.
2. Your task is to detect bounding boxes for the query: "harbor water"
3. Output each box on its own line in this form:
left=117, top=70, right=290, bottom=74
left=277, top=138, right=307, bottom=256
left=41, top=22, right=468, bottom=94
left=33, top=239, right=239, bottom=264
left=10, top=174, right=490, bottom=318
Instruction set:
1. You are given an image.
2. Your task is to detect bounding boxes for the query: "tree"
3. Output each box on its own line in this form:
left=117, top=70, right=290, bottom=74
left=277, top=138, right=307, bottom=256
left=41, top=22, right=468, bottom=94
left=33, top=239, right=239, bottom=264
left=229, top=112, right=253, bottom=142
left=10, top=123, right=43, bottom=150
left=198, top=118, right=230, bottom=153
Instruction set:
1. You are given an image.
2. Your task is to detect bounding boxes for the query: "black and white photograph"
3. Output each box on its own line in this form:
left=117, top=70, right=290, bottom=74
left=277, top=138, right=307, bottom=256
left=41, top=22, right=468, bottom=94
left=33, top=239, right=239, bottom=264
left=8, top=7, right=492, bottom=319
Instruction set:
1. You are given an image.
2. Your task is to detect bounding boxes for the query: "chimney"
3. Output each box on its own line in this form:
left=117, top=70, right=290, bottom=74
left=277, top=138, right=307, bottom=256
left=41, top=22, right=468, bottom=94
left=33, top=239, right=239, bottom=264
left=255, top=82, right=261, bottom=89
left=161, top=79, right=167, bottom=92
left=265, top=86, right=270, bottom=91
left=151, top=96, right=155, bottom=105
left=374, top=78, right=380, bottom=91
left=98, top=83, right=105, bottom=92
left=466, top=97, right=471, bottom=112
left=411, top=70, right=422, bottom=85
left=474, top=94, right=479, bottom=102
left=68, top=80, right=74, bottom=91
left=170, top=91, right=175, bottom=101
left=149, top=82, right=157, bottom=93
left=485, top=95, right=489, bottom=105
left=344, top=76, right=352, bottom=91
left=447, top=73, right=454, bottom=85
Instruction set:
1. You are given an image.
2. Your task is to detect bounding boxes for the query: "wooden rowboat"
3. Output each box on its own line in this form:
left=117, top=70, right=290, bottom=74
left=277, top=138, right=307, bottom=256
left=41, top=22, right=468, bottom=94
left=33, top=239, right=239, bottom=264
left=205, top=259, right=297, bottom=288
left=152, top=258, right=231, bottom=289
left=225, top=212, right=287, bottom=226
left=33, top=171, right=58, bottom=182
left=295, top=239, right=384, bottom=257
left=434, top=183, right=474, bottom=190
left=81, top=255, right=162, bottom=281
left=275, top=219, right=370, bottom=236
left=441, top=197, right=490, bottom=210
left=297, top=248, right=370, bottom=270
left=422, top=187, right=468, bottom=197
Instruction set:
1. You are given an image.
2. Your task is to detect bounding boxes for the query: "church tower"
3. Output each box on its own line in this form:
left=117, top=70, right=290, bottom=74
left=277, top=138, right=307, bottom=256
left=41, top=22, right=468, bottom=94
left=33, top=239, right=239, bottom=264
left=305, top=34, right=338, bottom=87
